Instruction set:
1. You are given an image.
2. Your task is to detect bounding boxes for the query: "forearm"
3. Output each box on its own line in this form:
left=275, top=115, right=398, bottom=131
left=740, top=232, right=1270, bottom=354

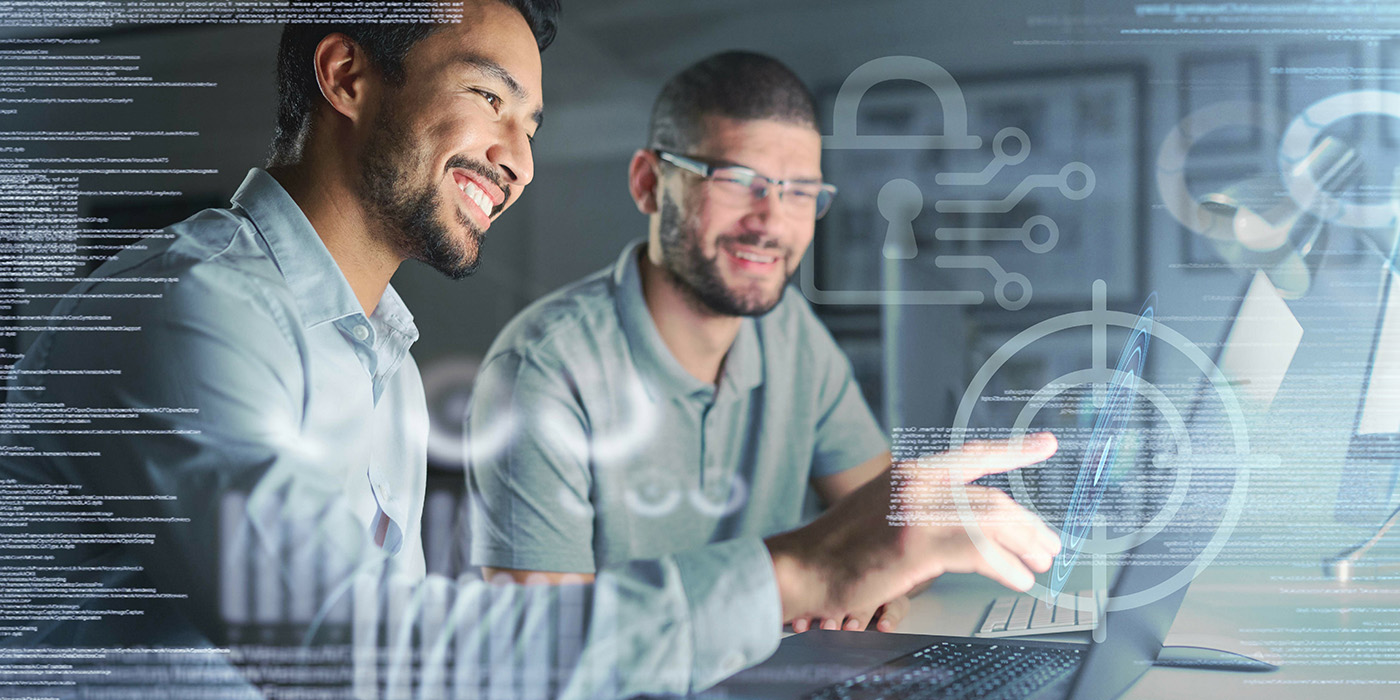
left=396, top=538, right=782, bottom=698
left=481, top=566, right=596, bottom=584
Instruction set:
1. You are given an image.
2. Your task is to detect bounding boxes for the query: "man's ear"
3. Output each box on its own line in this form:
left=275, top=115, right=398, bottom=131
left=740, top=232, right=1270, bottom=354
left=313, top=33, right=376, bottom=125
left=628, top=149, right=661, bottom=215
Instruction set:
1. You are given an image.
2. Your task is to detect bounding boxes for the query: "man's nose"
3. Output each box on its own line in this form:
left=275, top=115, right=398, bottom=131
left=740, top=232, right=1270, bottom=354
left=487, top=124, right=535, bottom=191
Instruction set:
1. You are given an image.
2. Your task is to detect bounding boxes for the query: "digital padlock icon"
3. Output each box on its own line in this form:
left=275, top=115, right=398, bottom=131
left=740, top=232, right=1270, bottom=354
left=825, top=55, right=982, bottom=151
left=802, top=56, right=985, bottom=306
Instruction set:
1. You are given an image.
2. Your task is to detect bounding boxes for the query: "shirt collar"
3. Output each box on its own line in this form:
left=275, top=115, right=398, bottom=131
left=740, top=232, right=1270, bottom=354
left=611, top=239, right=763, bottom=401
left=229, top=168, right=417, bottom=342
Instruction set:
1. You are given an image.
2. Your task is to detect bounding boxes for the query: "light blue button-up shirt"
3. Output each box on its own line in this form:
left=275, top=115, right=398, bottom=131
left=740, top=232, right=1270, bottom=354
left=0, top=169, right=781, bottom=698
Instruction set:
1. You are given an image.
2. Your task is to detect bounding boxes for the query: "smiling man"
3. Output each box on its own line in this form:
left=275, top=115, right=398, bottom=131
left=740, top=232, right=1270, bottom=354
left=468, top=52, right=905, bottom=632
left=0, top=12, right=1062, bottom=698
left=1, top=0, right=549, bottom=671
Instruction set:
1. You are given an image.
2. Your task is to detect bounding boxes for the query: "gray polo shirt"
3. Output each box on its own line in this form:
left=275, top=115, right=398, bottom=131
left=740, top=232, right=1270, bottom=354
left=468, top=240, right=888, bottom=573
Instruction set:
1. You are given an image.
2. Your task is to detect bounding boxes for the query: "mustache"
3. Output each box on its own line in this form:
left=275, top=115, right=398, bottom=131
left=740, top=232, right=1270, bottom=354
left=446, top=156, right=510, bottom=215
left=719, top=232, right=787, bottom=254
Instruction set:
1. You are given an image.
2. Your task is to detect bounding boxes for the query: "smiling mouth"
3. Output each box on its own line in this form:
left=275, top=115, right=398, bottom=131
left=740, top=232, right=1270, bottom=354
left=732, top=249, right=777, bottom=263
left=722, top=242, right=783, bottom=271
left=451, top=170, right=500, bottom=227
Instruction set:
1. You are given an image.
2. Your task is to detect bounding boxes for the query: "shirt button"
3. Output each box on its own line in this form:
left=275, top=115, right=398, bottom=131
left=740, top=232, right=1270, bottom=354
left=351, top=324, right=370, bottom=341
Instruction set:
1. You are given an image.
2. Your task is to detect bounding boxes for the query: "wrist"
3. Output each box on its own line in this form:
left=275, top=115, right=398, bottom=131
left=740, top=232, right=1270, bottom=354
left=764, top=531, right=817, bottom=621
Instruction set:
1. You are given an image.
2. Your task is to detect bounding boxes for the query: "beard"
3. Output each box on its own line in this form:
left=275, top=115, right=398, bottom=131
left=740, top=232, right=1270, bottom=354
left=357, top=103, right=502, bottom=280
left=655, top=190, right=791, bottom=317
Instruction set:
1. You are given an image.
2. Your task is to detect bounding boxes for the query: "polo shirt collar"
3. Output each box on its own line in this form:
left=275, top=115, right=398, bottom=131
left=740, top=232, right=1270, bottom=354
left=230, top=168, right=418, bottom=343
left=611, top=239, right=764, bottom=401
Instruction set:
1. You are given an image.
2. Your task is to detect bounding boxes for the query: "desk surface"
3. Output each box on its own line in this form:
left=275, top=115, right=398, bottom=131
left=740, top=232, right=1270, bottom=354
left=892, top=566, right=1400, bottom=699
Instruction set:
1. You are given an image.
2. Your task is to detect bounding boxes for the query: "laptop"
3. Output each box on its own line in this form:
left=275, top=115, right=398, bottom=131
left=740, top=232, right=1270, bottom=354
left=705, top=516, right=1194, bottom=700
left=707, top=280, right=1298, bottom=699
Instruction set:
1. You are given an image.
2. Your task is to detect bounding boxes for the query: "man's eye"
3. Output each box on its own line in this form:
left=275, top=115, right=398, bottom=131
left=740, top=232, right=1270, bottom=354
left=474, top=89, right=501, bottom=109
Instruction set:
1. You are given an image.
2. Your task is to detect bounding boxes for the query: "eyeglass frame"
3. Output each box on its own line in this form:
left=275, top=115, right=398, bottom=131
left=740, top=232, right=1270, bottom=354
left=653, top=149, right=838, bottom=220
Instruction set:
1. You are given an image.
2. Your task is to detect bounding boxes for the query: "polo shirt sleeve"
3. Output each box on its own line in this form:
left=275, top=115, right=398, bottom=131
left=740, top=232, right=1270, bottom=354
left=807, top=316, right=891, bottom=479
left=468, top=348, right=599, bottom=573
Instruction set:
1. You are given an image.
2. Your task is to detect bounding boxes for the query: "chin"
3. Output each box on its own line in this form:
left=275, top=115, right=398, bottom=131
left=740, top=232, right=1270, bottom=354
left=737, top=276, right=787, bottom=303
left=443, top=235, right=482, bottom=278
left=727, top=288, right=786, bottom=317
left=429, top=252, right=480, bottom=280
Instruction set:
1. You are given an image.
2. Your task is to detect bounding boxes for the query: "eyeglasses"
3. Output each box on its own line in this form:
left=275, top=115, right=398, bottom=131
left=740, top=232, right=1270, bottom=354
left=655, top=149, right=837, bottom=220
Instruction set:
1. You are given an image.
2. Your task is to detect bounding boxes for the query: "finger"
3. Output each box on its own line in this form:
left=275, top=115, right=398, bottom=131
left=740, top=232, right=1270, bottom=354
left=792, top=617, right=811, bottom=633
left=875, top=596, right=911, bottom=632
left=1018, top=544, right=1055, bottom=574
left=968, top=538, right=1038, bottom=592
left=842, top=608, right=877, bottom=631
left=976, top=491, right=1060, bottom=571
left=820, top=617, right=841, bottom=631
left=935, top=433, right=1059, bottom=483
left=990, top=519, right=1056, bottom=573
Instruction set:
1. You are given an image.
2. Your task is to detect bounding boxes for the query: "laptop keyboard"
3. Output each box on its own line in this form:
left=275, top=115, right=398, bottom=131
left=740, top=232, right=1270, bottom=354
left=975, top=590, right=1099, bottom=638
left=804, top=640, right=1083, bottom=700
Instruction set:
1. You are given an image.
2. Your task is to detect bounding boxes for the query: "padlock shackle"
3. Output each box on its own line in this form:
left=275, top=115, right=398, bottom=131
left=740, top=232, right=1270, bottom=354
left=826, top=55, right=981, bottom=151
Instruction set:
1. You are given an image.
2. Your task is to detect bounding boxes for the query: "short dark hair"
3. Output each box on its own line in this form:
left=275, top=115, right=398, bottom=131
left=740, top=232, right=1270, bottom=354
left=269, top=0, right=560, bottom=167
left=647, top=51, right=817, bottom=153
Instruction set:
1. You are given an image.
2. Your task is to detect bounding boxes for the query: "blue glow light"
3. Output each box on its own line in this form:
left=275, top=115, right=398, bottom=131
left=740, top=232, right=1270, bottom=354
left=1049, top=294, right=1156, bottom=598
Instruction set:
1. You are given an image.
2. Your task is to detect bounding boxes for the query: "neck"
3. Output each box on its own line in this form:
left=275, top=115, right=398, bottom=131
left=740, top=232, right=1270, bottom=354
left=639, top=249, right=743, bottom=385
left=267, top=159, right=403, bottom=316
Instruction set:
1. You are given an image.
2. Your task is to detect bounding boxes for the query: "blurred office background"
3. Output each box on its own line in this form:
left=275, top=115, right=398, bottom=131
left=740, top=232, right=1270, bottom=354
left=7, top=0, right=1400, bottom=578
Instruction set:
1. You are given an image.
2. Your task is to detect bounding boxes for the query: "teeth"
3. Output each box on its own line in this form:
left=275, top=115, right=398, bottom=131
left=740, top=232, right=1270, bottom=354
left=457, top=179, right=492, bottom=216
left=733, top=249, right=777, bottom=263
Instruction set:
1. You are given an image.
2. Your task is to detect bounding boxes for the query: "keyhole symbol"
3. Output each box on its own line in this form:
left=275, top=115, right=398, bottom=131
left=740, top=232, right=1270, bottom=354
left=878, top=178, right=922, bottom=259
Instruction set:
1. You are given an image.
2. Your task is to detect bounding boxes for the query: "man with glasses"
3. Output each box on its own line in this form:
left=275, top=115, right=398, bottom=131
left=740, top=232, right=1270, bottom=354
left=469, top=51, right=901, bottom=632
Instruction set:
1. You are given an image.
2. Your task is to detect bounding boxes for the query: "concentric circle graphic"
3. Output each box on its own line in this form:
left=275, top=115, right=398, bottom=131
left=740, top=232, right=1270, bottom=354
left=947, top=281, right=1251, bottom=614
left=1156, top=100, right=1284, bottom=241
left=1278, top=89, right=1400, bottom=230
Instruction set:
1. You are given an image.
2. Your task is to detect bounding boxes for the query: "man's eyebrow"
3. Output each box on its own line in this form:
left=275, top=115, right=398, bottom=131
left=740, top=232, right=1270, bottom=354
left=454, top=54, right=545, bottom=128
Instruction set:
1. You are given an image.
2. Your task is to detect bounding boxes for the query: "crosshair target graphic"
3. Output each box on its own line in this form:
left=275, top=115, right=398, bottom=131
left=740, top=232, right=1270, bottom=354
left=946, top=280, right=1252, bottom=625
left=1048, top=293, right=1156, bottom=599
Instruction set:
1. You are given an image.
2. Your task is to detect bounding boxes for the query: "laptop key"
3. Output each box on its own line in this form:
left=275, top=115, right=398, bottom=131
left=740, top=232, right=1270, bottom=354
left=979, top=597, right=1016, bottom=633
left=1030, top=597, right=1056, bottom=628
left=1041, top=593, right=1078, bottom=628
left=1005, top=597, right=1035, bottom=631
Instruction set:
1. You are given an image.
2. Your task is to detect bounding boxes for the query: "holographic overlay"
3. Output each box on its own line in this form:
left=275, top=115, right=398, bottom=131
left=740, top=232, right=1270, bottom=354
left=1049, top=294, right=1156, bottom=599
left=1157, top=92, right=1400, bottom=296
left=893, top=281, right=1252, bottom=620
left=1278, top=89, right=1400, bottom=230
left=420, top=356, right=488, bottom=470
left=209, top=490, right=630, bottom=699
left=1156, top=100, right=1284, bottom=242
left=801, top=56, right=1096, bottom=310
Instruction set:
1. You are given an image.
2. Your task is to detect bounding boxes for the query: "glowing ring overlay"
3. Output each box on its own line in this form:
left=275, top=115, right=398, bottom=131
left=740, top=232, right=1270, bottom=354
left=1156, top=101, right=1281, bottom=240
left=1006, top=369, right=1193, bottom=551
left=1279, top=89, right=1400, bottom=230
left=949, top=309, right=1250, bottom=611
left=1048, top=298, right=1153, bottom=599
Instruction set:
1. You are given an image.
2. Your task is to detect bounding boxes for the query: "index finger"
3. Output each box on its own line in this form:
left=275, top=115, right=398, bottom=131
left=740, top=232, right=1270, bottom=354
left=932, top=432, right=1058, bottom=483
